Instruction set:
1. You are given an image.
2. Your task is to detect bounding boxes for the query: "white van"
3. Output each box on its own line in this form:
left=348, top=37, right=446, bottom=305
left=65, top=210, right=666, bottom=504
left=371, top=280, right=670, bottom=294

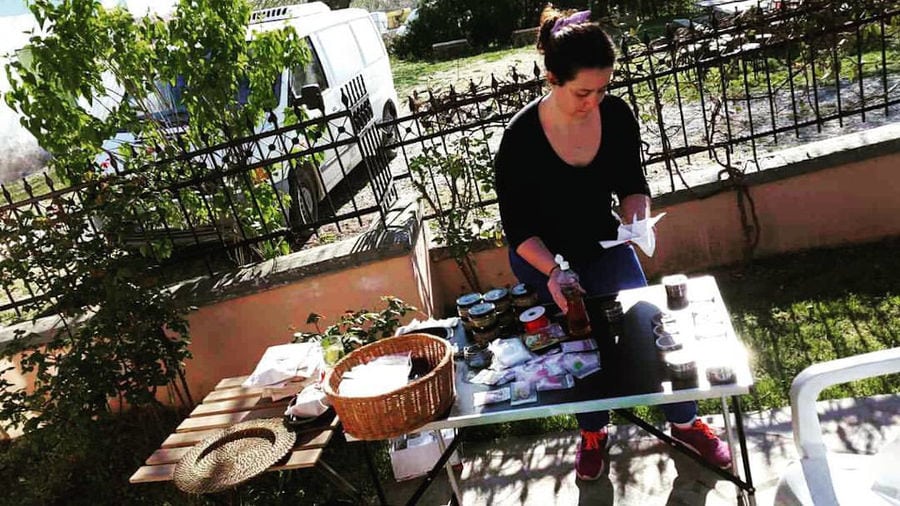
left=102, top=2, right=400, bottom=230
left=248, top=2, right=400, bottom=226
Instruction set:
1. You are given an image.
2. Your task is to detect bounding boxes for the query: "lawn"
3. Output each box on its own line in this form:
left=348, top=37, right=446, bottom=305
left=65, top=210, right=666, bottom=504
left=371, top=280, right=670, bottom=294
left=3, top=236, right=899, bottom=505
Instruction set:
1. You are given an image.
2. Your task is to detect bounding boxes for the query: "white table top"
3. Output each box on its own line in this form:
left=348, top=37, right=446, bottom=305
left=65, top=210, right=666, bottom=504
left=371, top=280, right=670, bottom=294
left=421, top=275, right=753, bottom=431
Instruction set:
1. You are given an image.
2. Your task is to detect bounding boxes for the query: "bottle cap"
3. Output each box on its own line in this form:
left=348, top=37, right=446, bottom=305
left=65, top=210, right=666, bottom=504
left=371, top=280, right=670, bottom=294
left=554, top=254, right=569, bottom=271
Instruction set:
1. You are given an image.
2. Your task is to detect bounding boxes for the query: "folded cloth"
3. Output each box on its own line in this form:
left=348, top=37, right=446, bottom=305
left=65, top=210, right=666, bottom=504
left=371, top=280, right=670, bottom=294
left=243, top=342, right=324, bottom=388
left=395, top=316, right=460, bottom=336
left=285, top=383, right=330, bottom=418
left=599, top=212, right=666, bottom=257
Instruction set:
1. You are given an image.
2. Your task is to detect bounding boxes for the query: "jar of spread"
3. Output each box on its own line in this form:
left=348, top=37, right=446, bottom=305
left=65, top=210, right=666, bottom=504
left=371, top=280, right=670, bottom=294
left=456, top=292, right=483, bottom=320
left=665, top=349, right=697, bottom=381
left=468, top=302, right=497, bottom=329
left=471, top=320, right=500, bottom=346
left=483, top=288, right=512, bottom=313
left=510, top=283, right=539, bottom=311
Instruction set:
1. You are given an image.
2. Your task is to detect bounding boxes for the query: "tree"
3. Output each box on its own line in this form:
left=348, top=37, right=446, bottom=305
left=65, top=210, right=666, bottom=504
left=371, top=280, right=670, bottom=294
left=0, top=0, right=305, bottom=437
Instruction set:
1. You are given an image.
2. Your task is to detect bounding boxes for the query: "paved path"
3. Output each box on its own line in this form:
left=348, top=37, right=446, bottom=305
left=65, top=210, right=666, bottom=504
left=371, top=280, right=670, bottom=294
left=383, top=394, right=900, bottom=505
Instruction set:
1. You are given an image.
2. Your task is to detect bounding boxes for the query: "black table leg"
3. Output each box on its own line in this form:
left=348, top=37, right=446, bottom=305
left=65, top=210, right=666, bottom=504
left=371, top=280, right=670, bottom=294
left=406, top=435, right=462, bottom=506
left=364, top=442, right=389, bottom=505
left=731, top=395, right=756, bottom=506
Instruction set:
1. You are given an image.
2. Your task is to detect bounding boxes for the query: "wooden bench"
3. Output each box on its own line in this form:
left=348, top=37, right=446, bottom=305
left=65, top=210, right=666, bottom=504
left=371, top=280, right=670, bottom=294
left=130, top=375, right=357, bottom=496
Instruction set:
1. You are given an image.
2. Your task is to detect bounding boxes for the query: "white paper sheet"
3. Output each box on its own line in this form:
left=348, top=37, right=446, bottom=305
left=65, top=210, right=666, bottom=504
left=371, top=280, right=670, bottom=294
left=599, top=212, right=666, bottom=257
left=242, top=342, right=324, bottom=387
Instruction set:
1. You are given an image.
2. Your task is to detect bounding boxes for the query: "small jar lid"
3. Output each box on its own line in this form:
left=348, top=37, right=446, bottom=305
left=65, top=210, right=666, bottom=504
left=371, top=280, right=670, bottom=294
left=518, top=305, right=546, bottom=323
left=456, top=292, right=482, bottom=308
left=510, top=283, right=530, bottom=297
left=655, top=334, right=683, bottom=353
left=468, top=302, right=496, bottom=318
left=662, top=274, right=688, bottom=286
left=665, top=349, right=696, bottom=372
left=483, top=288, right=509, bottom=303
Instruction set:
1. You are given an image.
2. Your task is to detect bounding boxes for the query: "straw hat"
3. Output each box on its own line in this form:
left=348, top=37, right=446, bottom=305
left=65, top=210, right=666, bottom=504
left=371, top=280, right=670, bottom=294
left=173, top=418, right=296, bottom=494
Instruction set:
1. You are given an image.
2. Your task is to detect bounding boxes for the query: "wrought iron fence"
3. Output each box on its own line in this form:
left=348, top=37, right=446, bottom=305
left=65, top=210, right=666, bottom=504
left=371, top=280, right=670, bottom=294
left=1, top=0, right=898, bottom=324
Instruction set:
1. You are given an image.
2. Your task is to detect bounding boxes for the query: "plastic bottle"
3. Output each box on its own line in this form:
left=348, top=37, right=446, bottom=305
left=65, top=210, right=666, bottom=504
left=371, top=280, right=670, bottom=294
left=554, top=254, right=592, bottom=337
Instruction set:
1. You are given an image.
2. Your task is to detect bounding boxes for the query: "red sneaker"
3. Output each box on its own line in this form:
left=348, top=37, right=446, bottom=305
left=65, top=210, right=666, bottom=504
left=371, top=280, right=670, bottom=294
left=670, top=419, right=732, bottom=469
left=575, top=428, right=608, bottom=480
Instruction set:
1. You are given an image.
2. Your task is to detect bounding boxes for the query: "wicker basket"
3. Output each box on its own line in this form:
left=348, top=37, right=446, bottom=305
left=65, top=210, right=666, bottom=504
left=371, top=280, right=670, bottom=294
left=322, top=333, right=455, bottom=441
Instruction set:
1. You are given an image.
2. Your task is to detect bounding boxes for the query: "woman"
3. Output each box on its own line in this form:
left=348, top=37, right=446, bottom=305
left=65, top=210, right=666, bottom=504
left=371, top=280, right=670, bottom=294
left=493, top=5, right=732, bottom=481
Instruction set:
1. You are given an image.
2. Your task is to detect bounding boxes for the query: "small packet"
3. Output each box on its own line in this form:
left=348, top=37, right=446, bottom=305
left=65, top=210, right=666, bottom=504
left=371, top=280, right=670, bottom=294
left=489, top=337, right=535, bottom=369
left=514, top=362, right=551, bottom=383
left=474, top=388, right=511, bottom=406
left=561, top=338, right=598, bottom=354
left=535, top=374, right=575, bottom=391
left=542, top=322, right=567, bottom=339
left=563, top=352, right=602, bottom=379
left=469, top=368, right=516, bottom=386
left=510, top=380, right=538, bottom=405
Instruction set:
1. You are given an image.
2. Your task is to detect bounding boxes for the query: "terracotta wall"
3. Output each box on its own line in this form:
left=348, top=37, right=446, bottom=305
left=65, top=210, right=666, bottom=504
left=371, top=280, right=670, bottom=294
left=182, top=248, right=430, bottom=397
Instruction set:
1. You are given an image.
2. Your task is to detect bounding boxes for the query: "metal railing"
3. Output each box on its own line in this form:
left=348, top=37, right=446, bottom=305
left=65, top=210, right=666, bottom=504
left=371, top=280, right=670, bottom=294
left=1, top=0, right=897, bottom=324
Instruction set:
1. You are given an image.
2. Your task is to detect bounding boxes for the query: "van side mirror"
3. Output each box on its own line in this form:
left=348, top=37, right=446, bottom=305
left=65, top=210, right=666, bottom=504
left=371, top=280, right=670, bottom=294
left=298, top=84, right=324, bottom=112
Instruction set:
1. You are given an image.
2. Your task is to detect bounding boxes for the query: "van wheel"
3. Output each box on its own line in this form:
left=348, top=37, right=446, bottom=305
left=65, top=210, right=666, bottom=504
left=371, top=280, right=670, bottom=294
left=381, top=105, right=400, bottom=159
left=288, top=166, right=319, bottom=234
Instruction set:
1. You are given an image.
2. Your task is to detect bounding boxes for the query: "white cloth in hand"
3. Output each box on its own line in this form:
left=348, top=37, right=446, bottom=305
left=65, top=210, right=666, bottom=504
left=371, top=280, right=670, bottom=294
left=599, top=212, right=666, bottom=257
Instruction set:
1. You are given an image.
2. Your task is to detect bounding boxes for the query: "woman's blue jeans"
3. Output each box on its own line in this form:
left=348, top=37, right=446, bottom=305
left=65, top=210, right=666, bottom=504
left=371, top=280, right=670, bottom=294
left=508, top=244, right=697, bottom=430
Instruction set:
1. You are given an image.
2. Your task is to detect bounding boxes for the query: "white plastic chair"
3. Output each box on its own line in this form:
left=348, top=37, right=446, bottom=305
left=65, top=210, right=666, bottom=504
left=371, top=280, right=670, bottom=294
left=775, top=347, right=900, bottom=505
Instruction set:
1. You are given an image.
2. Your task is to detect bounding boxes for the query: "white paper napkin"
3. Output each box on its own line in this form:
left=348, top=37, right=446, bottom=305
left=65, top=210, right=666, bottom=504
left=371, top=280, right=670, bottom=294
left=599, top=212, right=666, bottom=257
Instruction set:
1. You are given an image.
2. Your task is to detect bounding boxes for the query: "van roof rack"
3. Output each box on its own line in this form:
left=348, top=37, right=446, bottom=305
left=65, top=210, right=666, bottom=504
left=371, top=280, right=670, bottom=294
left=249, top=2, right=331, bottom=24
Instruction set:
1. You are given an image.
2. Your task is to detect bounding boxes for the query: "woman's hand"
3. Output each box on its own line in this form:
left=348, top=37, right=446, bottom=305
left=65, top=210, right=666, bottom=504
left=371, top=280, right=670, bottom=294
left=547, top=267, right=585, bottom=314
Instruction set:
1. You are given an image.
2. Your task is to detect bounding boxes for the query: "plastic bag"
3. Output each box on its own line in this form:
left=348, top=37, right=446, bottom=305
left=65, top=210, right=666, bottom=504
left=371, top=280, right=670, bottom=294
left=563, top=352, right=602, bottom=378
left=489, top=337, right=535, bottom=369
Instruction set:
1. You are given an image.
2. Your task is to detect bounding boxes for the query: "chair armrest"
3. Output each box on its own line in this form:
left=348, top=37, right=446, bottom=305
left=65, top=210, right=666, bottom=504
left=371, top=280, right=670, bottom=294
left=790, top=347, right=900, bottom=459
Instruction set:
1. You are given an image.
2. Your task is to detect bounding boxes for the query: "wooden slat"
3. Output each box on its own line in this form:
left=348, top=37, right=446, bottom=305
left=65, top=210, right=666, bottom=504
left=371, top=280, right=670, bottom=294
left=271, top=448, right=323, bottom=471
left=162, top=428, right=223, bottom=449
left=203, top=386, right=265, bottom=403
left=175, top=406, right=287, bottom=433
left=130, top=464, right=175, bottom=483
left=214, top=376, right=250, bottom=390
left=190, top=396, right=285, bottom=417
left=146, top=447, right=189, bottom=466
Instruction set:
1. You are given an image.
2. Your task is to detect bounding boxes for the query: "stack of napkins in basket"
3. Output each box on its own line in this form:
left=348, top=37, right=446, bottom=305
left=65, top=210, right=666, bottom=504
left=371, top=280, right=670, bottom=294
left=339, top=353, right=411, bottom=397
left=394, top=316, right=460, bottom=336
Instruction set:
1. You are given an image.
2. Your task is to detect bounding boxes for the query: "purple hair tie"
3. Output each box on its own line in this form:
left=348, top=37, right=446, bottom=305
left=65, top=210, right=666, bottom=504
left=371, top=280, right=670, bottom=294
left=551, top=10, right=592, bottom=35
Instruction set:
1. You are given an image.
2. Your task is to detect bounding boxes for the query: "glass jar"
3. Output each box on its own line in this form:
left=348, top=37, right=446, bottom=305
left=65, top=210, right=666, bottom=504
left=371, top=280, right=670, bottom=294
left=456, top=292, right=483, bottom=319
left=471, top=320, right=500, bottom=346
left=510, top=283, right=539, bottom=311
left=665, top=349, right=697, bottom=381
left=468, top=302, right=497, bottom=329
left=463, top=344, right=491, bottom=369
left=483, top=288, right=512, bottom=313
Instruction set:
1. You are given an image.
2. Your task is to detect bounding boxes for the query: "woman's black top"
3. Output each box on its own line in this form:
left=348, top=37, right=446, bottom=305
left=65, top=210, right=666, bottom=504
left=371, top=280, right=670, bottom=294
left=494, top=94, right=650, bottom=263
